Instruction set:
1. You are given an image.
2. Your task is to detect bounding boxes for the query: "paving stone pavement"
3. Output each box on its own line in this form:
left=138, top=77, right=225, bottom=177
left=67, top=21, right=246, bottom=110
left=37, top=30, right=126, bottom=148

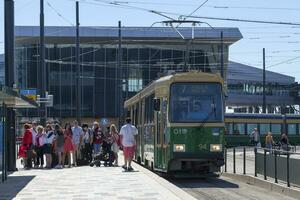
left=0, top=156, right=193, bottom=200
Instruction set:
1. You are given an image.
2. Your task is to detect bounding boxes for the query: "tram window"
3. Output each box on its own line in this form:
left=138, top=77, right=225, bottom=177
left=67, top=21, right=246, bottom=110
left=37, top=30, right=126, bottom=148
left=233, top=123, right=245, bottom=135
left=247, top=123, right=257, bottom=135
left=259, top=124, right=270, bottom=135
left=225, top=123, right=233, bottom=135
left=271, top=124, right=281, bottom=134
left=288, top=124, right=297, bottom=135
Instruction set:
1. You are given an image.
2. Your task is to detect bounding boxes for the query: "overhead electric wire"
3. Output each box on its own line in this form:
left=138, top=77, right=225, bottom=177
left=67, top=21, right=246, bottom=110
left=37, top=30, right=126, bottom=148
left=266, top=55, right=300, bottom=69
left=46, top=1, right=75, bottom=26
left=71, top=0, right=300, bottom=26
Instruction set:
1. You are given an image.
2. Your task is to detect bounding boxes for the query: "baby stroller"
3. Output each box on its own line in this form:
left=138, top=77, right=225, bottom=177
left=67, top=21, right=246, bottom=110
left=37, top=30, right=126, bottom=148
left=90, top=140, right=115, bottom=167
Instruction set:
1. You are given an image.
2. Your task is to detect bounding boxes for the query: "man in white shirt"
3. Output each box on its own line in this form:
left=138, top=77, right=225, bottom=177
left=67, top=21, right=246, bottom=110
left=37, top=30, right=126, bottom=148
left=71, top=120, right=83, bottom=166
left=120, top=117, right=138, bottom=171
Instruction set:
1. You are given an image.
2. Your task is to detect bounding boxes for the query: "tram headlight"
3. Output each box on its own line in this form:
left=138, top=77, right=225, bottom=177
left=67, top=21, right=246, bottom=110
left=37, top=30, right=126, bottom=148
left=210, top=144, right=222, bottom=152
left=173, top=144, right=185, bottom=152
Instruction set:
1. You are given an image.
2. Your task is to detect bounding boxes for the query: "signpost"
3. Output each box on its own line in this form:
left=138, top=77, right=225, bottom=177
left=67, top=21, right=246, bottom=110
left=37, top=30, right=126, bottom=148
left=20, top=89, right=37, bottom=101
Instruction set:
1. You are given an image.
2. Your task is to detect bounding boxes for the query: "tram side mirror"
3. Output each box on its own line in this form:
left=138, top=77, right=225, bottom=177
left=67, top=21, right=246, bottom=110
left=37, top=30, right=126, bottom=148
left=153, top=98, right=161, bottom=111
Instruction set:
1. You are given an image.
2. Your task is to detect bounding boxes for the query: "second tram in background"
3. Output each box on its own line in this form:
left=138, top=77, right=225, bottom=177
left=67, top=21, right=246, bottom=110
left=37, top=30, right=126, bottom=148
left=225, top=113, right=300, bottom=146
left=124, top=71, right=225, bottom=177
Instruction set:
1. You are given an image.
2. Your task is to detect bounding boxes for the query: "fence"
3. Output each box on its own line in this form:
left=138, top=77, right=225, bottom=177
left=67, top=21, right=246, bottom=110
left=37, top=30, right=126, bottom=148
left=224, top=146, right=300, bottom=187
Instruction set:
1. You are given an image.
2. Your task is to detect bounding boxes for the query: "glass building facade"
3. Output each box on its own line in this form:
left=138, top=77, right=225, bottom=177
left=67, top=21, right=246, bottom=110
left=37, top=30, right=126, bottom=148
left=15, top=26, right=242, bottom=119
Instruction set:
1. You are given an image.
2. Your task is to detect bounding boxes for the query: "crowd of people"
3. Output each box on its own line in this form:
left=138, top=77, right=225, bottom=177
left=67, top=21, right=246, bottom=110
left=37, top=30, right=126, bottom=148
left=18, top=117, right=138, bottom=171
left=250, top=128, right=291, bottom=151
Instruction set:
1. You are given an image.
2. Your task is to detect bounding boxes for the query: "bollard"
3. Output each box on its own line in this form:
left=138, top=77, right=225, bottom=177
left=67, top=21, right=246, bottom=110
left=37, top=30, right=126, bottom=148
left=264, top=149, right=267, bottom=180
left=274, top=150, right=278, bottom=183
left=254, top=147, right=257, bottom=177
left=287, top=153, right=290, bottom=187
left=243, top=147, right=246, bottom=175
left=224, top=148, right=227, bottom=173
left=233, top=147, right=236, bottom=174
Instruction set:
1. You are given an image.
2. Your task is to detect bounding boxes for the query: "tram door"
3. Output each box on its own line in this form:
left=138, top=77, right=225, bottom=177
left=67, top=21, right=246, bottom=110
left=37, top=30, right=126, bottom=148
left=161, top=100, right=168, bottom=169
left=154, top=98, right=167, bottom=170
left=154, top=98, right=163, bottom=169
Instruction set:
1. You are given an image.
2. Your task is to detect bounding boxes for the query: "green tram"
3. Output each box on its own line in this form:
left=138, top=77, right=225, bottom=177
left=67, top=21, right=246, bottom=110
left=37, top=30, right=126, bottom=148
left=225, top=113, right=300, bottom=147
left=124, top=72, right=225, bottom=176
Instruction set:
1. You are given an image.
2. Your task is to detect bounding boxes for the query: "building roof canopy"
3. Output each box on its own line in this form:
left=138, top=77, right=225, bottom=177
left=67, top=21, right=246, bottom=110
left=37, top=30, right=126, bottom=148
left=228, top=61, right=295, bottom=85
left=15, top=26, right=242, bottom=45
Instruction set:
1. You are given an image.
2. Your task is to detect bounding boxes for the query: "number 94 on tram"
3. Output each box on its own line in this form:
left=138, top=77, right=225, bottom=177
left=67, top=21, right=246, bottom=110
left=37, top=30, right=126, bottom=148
left=124, top=71, right=225, bottom=177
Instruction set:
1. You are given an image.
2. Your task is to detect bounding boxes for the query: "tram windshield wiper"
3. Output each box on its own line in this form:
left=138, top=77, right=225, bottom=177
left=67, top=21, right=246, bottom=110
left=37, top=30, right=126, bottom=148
left=199, top=98, right=216, bottom=130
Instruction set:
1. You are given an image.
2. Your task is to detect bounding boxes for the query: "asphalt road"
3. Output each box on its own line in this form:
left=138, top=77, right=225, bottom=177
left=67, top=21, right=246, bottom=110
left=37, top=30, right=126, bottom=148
left=172, top=176, right=298, bottom=200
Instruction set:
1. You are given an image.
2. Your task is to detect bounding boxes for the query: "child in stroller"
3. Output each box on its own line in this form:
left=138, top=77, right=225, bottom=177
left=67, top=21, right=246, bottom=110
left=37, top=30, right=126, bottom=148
left=90, top=129, right=115, bottom=167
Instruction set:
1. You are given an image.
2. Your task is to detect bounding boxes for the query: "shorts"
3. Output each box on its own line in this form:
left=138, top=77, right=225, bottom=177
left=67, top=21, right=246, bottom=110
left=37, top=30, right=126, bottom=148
left=123, top=146, right=135, bottom=159
left=56, top=146, right=64, bottom=153
left=111, top=143, right=119, bottom=153
left=43, top=144, right=52, bottom=154
left=94, top=144, right=101, bottom=154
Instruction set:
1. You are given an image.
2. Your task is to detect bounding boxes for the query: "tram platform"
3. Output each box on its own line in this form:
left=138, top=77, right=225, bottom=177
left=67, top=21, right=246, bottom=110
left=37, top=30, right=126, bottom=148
left=0, top=154, right=196, bottom=200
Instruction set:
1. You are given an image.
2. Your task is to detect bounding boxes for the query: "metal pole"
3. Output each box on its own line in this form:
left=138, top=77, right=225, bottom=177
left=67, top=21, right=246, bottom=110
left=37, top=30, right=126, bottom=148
left=221, top=31, right=224, bottom=79
left=40, top=0, right=47, bottom=125
left=263, top=48, right=266, bottom=113
left=287, top=153, right=290, bottom=187
left=75, top=1, right=81, bottom=125
left=5, top=0, right=16, bottom=172
left=254, top=148, right=257, bottom=177
left=1, top=103, right=4, bottom=182
left=233, top=148, right=236, bottom=174
left=243, top=147, right=246, bottom=175
left=224, top=147, right=227, bottom=172
left=274, top=150, right=278, bottom=183
left=118, top=21, right=123, bottom=128
left=184, top=40, right=190, bottom=72
left=4, top=0, right=14, bottom=88
left=264, top=149, right=267, bottom=180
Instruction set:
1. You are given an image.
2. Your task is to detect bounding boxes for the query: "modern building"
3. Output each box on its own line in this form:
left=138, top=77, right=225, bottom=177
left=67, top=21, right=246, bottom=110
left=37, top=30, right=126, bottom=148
left=227, top=61, right=297, bottom=113
left=0, top=54, right=4, bottom=85
left=14, top=26, right=242, bottom=120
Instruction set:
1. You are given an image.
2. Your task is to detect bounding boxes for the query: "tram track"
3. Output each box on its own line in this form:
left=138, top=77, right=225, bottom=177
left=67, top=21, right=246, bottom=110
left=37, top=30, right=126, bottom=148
left=169, top=176, right=298, bottom=200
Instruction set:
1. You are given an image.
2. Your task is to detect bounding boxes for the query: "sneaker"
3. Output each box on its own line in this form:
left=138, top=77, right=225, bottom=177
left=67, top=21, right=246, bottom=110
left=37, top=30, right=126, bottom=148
left=55, top=165, right=62, bottom=169
left=127, top=166, right=134, bottom=172
left=122, top=165, right=127, bottom=170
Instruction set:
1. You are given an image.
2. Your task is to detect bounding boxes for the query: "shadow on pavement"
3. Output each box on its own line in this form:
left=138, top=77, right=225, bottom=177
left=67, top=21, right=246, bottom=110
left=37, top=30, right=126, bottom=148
left=0, top=175, right=35, bottom=199
left=172, top=177, right=239, bottom=189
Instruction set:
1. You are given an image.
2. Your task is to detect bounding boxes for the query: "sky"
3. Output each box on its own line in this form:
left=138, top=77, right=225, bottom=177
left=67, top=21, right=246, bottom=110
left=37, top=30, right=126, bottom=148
left=1, top=0, right=300, bottom=81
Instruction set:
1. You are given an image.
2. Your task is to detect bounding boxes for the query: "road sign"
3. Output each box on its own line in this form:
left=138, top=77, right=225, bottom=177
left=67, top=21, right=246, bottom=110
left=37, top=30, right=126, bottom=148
left=20, top=89, right=37, bottom=101
left=100, top=118, right=109, bottom=126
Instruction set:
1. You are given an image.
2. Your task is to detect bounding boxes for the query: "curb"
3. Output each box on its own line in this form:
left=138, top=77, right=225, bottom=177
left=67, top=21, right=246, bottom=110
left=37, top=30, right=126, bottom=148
left=223, top=173, right=300, bottom=199
left=131, top=162, right=197, bottom=200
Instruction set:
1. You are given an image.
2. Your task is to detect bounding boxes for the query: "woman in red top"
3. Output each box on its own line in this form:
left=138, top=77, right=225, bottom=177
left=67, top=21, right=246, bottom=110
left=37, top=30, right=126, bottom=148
left=62, top=123, right=74, bottom=168
left=18, top=123, right=33, bottom=169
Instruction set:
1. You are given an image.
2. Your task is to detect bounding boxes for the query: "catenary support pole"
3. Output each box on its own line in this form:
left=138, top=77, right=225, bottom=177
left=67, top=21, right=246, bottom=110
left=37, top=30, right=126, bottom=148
left=40, top=0, right=47, bottom=125
left=263, top=48, right=266, bottom=113
left=5, top=0, right=17, bottom=171
left=221, top=31, right=224, bottom=79
left=76, top=1, right=81, bottom=125
left=118, top=21, right=124, bottom=128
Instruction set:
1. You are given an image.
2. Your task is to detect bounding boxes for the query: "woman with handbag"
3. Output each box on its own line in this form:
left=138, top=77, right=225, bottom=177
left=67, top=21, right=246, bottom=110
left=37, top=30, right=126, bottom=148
left=18, top=123, right=33, bottom=169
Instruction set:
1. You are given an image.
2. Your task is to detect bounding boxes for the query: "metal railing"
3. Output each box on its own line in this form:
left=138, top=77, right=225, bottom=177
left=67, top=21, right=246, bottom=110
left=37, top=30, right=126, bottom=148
left=224, top=146, right=300, bottom=188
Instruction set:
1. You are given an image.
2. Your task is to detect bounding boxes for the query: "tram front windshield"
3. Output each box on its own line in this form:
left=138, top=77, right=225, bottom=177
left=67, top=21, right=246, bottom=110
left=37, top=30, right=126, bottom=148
left=170, top=83, right=223, bottom=123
